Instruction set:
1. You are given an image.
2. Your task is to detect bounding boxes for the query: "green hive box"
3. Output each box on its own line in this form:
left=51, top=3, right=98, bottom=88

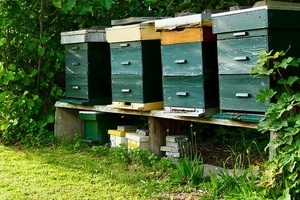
left=79, top=111, right=119, bottom=144
left=61, top=29, right=112, bottom=105
left=212, top=5, right=300, bottom=113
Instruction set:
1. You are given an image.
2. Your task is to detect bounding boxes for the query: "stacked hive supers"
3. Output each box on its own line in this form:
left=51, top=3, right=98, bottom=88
left=155, top=13, right=219, bottom=117
left=212, top=4, right=300, bottom=114
left=105, top=20, right=164, bottom=111
left=60, top=29, right=111, bottom=105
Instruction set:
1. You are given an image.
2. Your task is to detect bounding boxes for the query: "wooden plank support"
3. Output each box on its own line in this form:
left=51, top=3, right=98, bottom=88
left=54, top=101, right=259, bottom=155
left=148, top=117, right=181, bottom=156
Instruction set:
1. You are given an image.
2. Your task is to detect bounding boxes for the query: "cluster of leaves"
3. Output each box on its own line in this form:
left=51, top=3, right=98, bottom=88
left=0, top=0, right=65, bottom=146
left=251, top=50, right=300, bottom=199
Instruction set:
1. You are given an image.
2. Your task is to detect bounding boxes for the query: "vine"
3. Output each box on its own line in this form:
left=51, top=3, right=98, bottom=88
left=251, top=49, right=300, bottom=199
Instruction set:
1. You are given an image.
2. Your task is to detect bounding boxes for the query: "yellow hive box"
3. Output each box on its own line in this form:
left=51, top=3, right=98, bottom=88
left=105, top=22, right=160, bottom=43
left=108, top=129, right=134, bottom=147
left=125, top=133, right=150, bottom=150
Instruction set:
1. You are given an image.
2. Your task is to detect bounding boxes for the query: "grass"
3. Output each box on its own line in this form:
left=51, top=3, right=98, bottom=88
left=0, top=144, right=175, bottom=199
left=0, top=137, right=267, bottom=200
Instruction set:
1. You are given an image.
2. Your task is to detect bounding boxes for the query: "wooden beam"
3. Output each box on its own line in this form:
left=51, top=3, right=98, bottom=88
left=55, top=101, right=258, bottom=129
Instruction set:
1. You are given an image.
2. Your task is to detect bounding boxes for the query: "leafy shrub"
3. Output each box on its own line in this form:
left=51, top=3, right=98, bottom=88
left=252, top=50, right=300, bottom=199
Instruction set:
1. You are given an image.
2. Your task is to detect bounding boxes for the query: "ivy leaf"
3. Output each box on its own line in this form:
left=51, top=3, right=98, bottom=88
left=273, top=50, right=285, bottom=59
left=256, top=89, right=275, bottom=103
left=278, top=76, right=299, bottom=85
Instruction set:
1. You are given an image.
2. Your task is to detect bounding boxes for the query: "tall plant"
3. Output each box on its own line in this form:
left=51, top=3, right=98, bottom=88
left=251, top=50, right=300, bottom=199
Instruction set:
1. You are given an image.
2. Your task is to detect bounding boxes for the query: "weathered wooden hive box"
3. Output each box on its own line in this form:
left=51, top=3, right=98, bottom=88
left=105, top=20, right=163, bottom=111
left=155, top=13, right=219, bottom=117
left=61, top=29, right=111, bottom=105
left=212, top=2, right=300, bottom=114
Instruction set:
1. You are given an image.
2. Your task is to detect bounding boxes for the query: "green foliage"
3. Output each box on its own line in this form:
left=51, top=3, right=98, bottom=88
left=252, top=50, right=300, bottom=199
left=0, top=0, right=65, bottom=146
left=208, top=167, right=262, bottom=199
left=170, top=155, right=205, bottom=187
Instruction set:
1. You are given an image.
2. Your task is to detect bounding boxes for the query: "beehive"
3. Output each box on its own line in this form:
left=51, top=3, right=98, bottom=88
left=212, top=3, right=300, bottom=113
left=155, top=13, right=219, bottom=117
left=125, top=133, right=150, bottom=150
left=106, top=21, right=163, bottom=111
left=60, top=29, right=111, bottom=105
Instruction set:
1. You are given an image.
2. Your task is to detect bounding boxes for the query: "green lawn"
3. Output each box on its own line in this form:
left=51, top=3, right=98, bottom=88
left=0, top=145, right=176, bottom=200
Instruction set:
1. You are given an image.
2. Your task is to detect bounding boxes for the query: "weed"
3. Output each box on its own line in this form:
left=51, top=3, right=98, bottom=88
left=59, top=133, right=89, bottom=151
left=170, top=154, right=205, bottom=187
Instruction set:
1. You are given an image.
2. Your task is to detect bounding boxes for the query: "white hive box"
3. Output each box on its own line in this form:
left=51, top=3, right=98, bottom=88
left=108, top=129, right=131, bottom=148
left=60, top=29, right=106, bottom=44
left=105, top=21, right=160, bottom=43
left=125, top=133, right=150, bottom=150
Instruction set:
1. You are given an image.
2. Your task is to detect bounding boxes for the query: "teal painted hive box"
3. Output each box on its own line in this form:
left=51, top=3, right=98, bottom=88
left=61, top=29, right=112, bottom=105
left=212, top=3, right=300, bottom=113
left=79, top=111, right=119, bottom=144
left=155, top=14, right=219, bottom=117
left=109, top=40, right=163, bottom=104
left=105, top=22, right=163, bottom=111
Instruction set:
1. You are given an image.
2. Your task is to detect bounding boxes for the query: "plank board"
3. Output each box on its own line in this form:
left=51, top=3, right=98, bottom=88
left=107, top=101, right=164, bottom=111
left=55, top=101, right=258, bottom=129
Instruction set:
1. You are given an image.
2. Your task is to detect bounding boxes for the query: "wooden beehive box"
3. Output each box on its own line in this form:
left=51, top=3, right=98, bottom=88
left=106, top=20, right=163, bottom=111
left=212, top=2, right=300, bottom=114
left=60, top=29, right=111, bottom=105
left=155, top=13, right=219, bottom=117
left=106, top=21, right=161, bottom=43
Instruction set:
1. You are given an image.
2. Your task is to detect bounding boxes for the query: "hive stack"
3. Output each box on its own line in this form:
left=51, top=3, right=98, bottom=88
left=60, top=29, right=111, bottom=105
left=125, top=128, right=150, bottom=150
left=155, top=13, right=219, bottom=117
left=160, top=135, right=189, bottom=160
left=105, top=18, right=164, bottom=111
left=212, top=2, right=300, bottom=115
left=108, top=125, right=137, bottom=147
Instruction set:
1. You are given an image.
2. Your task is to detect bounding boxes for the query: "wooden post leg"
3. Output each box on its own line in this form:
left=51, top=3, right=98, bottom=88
left=148, top=117, right=181, bottom=156
left=54, top=107, right=84, bottom=140
left=269, top=130, right=277, bottom=160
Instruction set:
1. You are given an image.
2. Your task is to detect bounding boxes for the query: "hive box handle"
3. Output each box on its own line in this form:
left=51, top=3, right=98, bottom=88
left=234, top=56, right=249, bottom=61
left=175, top=59, right=187, bottom=64
left=72, top=62, right=80, bottom=66
left=121, top=61, right=131, bottom=65
left=235, top=93, right=250, bottom=98
left=122, top=89, right=131, bottom=93
left=233, top=32, right=248, bottom=37
left=120, top=43, right=130, bottom=47
left=72, top=86, right=80, bottom=90
left=176, top=92, right=188, bottom=96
